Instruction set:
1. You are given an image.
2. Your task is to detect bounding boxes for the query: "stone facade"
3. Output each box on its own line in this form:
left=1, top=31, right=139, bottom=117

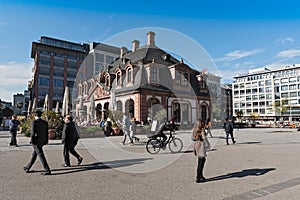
left=75, top=32, right=211, bottom=126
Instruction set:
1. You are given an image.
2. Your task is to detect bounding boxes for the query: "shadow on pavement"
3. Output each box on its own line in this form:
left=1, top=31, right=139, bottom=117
left=207, top=168, right=276, bottom=182
left=48, top=158, right=153, bottom=175
left=0, top=135, right=11, bottom=138
left=237, top=141, right=261, bottom=145
left=16, top=142, right=63, bottom=147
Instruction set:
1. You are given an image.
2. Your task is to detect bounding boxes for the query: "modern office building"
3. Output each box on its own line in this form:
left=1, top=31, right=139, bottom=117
left=30, top=36, right=90, bottom=110
left=89, top=42, right=125, bottom=77
left=232, top=65, right=300, bottom=122
left=30, top=36, right=122, bottom=111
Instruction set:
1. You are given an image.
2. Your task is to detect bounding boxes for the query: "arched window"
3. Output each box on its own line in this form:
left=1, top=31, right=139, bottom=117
left=116, top=71, right=121, bottom=86
left=125, top=99, right=135, bottom=119
left=96, top=103, right=102, bottom=120
left=117, top=101, right=122, bottom=112
left=82, top=82, right=87, bottom=95
left=127, top=67, right=132, bottom=83
left=201, top=105, right=207, bottom=121
left=105, top=75, right=110, bottom=87
left=146, top=97, right=160, bottom=120
left=90, top=79, right=94, bottom=89
left=172, top=102, right=181, bottom=122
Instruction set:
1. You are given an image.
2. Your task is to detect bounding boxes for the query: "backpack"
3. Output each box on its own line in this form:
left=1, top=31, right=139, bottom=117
left=224, top=122, right=233, bottom=132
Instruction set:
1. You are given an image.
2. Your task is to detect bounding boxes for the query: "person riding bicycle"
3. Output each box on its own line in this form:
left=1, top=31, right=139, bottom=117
left=154, top=118, right=169, bottom=146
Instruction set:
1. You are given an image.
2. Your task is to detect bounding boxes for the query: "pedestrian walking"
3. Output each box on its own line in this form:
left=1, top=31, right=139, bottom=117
left=23, top=110, right=51, bottom=175
left=205, top=118, right=213, bottom=138
left=192, top=119, right=207, bottom=183
left=62, top=115, right=83, bottom=167
left=130, top=118, right=139, bottom=143
left=9, top=115, right=20, bottom=146
left=224, top=117, right=236, bottom=145
left=121, top=113, right=133, bottom=145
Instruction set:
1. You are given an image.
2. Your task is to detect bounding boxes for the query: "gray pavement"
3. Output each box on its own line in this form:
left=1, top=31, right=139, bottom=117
left=1, top=127, right=300, bottom=200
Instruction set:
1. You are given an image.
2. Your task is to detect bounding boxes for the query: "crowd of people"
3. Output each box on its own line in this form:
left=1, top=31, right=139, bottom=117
left=2, top=110, right=237, bottom=181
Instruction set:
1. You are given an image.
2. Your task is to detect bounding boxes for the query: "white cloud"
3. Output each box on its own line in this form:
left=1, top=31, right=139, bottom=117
left=277, top=49, right=300, bottom=59
left=0, top=61, right=33, bottom=102
left=215, top=49, right=264, bottom=62
left=276, top=37, right=295, bottom=44
left=108, top=14, right=115, bottom=19
left=219, top=62, right=256, bottom=83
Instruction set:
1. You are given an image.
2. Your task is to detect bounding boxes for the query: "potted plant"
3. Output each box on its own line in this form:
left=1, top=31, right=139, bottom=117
left=107, top=110, right=123, bottom=135
left=42, top=110, right=64, bottom=139
left=20, top=115, right=35, bottom=137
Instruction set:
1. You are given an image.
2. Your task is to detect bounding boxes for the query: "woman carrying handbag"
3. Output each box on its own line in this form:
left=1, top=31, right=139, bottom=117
left=192, top=119, right=208, bottom=183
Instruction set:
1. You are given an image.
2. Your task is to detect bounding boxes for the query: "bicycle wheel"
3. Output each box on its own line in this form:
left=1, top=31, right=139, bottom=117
left=146, top=138, right=161, bottom=154
left=168, top=137, right=183, bottom=153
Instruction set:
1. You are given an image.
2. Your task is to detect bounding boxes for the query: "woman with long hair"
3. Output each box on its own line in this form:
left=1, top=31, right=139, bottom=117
left=192, top=119, right=207, bottom=183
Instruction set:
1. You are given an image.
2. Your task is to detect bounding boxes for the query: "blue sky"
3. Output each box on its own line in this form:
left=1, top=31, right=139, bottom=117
left=1, top=0, right=300, bottom=102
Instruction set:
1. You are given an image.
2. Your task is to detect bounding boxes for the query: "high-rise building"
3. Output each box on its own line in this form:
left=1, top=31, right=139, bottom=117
left=30, top=36, right=89, bottom=110
left=232, top=65, right=300, bottom=122
left=30, top=36, right=123, bottom=111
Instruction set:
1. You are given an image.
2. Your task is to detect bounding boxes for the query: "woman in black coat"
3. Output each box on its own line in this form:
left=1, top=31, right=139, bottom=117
left=62, top=115, right=83, bottom=167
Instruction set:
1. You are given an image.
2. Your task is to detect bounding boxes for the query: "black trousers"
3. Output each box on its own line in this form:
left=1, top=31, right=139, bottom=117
left=196, top=157, right=206, bottom=180
left=226, top=131, right=235, bottom=144
left=26, top=145, right=50, bottom=172
left=64, top=141, right=80, bottom=165
left=10, top=130, right=17, bottom=145
left=157, top=132, right=167, bottom=144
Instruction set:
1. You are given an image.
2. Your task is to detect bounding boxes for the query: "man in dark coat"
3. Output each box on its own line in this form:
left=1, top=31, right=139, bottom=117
left=9, top=115, right=20, bottom=146
left=62, top=115, right=83, bottom=167
left=24, top=110, right=51, bottom=175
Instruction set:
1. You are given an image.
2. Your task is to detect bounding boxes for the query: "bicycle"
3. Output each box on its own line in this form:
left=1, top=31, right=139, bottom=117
left=146, top=124, right=183, bottom=154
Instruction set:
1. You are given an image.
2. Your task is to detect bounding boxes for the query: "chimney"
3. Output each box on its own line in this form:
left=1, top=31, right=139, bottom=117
left=132, top=40, right=140, bottom=52
left=147, top=31, right=156, bottom=47
left=120, top=46, right=127, bottom=58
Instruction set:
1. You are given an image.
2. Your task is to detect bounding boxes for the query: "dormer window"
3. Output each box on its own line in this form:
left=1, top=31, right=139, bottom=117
left=150, top=67, right=158, bottom=82
left=176, top=71, right=181, bottom=85
left=116, top=71, right=121, bottom=86
left=105, top=75, right=110, bottom=87
left=183, top=73, right=189, bottom=86
left=127, top=67, right=133, bottom=83
left=175, top=71, right=189, bottom=86
left=83, top=82, right=88, bottom=95
left=90, top=79, right=94, bottom=89
left=78, top=85, right=82, bottom=96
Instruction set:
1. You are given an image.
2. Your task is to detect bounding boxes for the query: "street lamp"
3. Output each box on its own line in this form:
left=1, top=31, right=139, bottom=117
left=16, top=102, right=23, bottom=115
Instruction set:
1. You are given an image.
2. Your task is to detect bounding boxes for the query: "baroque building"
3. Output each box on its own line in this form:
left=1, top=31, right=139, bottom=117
left=75, top=31, right=211, bottom=126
